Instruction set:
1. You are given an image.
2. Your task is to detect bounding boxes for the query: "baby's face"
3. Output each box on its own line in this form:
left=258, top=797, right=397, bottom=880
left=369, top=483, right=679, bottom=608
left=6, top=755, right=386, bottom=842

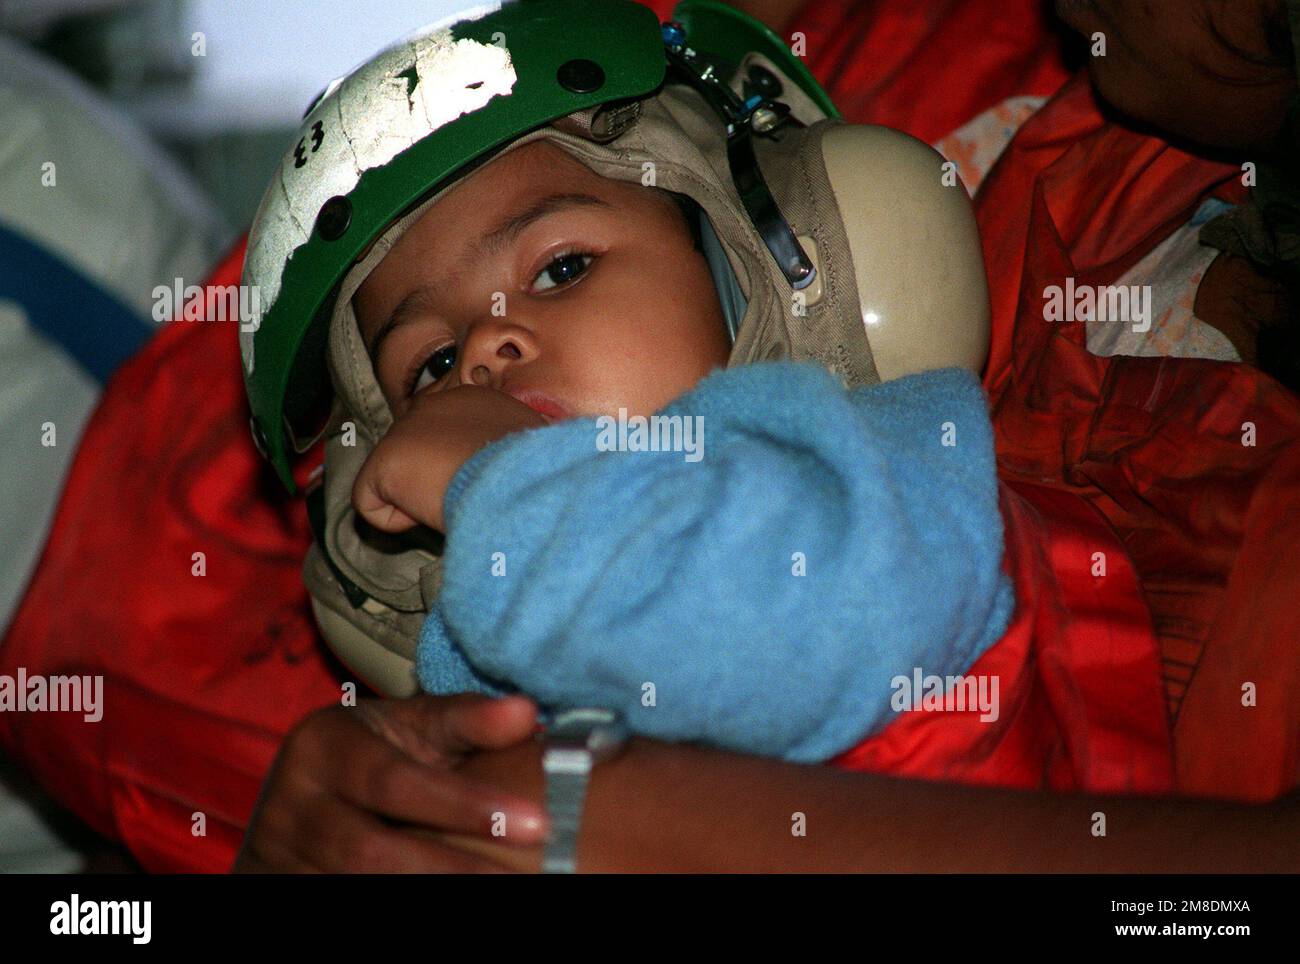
left=354, top=140, right=730, bottom=424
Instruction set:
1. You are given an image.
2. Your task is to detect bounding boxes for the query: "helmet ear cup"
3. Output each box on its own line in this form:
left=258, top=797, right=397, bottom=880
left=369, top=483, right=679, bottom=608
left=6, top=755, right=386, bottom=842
left=818, top=124, right=992, bottom=382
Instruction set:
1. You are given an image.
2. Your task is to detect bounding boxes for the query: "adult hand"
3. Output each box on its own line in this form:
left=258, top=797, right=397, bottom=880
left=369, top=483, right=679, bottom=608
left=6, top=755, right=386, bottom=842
left=233, top=693, right=547, bottom=873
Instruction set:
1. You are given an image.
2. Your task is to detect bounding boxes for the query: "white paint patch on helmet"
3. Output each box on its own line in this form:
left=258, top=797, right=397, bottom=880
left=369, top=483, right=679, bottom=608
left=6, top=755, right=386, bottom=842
left=241, top=11, right=513, bottom=375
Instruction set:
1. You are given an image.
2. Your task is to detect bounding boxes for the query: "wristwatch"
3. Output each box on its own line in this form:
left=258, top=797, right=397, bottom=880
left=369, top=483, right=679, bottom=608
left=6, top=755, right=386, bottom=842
left=540, top=707, right=628, bottom=874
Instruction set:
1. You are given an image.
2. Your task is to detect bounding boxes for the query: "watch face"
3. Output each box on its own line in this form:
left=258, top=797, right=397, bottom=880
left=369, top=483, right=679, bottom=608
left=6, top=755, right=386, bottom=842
left=544, top=707, right=628, bottom=756
left=548, top=707, right=619, bottom=735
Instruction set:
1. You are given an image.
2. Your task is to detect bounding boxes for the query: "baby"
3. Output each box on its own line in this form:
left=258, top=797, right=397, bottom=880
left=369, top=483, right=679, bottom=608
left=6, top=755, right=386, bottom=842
left=345, top=137, right=1014, bottom=763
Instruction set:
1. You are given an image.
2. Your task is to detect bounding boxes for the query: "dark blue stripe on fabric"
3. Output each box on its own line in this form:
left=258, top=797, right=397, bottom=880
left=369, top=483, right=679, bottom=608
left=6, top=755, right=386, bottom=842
left=0, top=221, right=156, bottom=384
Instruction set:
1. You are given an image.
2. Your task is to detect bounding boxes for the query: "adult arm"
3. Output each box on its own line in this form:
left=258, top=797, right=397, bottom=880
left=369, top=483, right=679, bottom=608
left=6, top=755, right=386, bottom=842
left=450, top=735, right=1300, bottom=873
left=233, top=692, right=1298, bottom=872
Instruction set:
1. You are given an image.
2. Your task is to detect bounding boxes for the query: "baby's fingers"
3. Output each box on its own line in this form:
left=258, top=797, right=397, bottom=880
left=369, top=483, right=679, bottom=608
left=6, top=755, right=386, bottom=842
left=352, top=457, right=419, bottom=533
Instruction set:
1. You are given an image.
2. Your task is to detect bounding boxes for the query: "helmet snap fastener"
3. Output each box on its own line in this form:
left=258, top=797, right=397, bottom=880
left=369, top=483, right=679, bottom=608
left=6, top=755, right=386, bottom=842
left=557, top=58, right=605, bottom=94
left=316, top=195, right=352, bottom=241
left=752, top=107, right=780, bottom=133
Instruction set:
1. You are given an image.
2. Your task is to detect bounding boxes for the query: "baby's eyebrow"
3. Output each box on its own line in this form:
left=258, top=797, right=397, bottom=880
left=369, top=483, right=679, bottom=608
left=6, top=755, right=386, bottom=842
left=367, top=192, right=611, bottom=365
left=368, top=286, right=439, bottom=367
left=473, top=191, right=610, bottom=257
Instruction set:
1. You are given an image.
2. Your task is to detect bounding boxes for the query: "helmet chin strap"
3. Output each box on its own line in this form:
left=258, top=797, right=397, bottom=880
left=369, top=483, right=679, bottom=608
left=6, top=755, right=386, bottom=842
left=698, top=208, right=749, bottom=344
left=662, top=21, right=817, bottom=293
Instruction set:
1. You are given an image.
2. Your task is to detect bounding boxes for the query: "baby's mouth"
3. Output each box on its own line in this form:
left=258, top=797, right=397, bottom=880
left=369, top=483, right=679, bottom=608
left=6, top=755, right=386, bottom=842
left=505, top=388, right=571, bottom=423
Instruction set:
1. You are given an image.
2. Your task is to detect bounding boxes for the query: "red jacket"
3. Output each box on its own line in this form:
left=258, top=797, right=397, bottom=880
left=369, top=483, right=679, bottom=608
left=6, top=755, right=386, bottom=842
left=796, top=0, right=1299, bottom=800
left=834, top=479, right=1172, bottom=793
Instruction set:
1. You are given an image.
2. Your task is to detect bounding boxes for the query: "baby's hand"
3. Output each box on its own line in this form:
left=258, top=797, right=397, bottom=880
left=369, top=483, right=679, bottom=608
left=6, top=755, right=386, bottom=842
left=352, top=385, right=548, bottom=534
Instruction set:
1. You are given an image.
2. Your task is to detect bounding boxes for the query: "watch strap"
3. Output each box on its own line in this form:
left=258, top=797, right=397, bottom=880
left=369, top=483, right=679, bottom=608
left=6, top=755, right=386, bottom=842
left=540, top=708, right=626, bottom=874
left=541, top=747, right=594, bottom=874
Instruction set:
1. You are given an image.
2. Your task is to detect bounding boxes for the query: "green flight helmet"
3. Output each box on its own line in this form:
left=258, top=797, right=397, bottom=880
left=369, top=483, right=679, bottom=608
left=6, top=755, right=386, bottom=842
left=240, top=0, right=839, bottom=493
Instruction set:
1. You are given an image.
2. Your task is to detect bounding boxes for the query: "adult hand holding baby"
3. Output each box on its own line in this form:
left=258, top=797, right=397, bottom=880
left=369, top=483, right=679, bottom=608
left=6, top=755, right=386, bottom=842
left=352, top=384, right=548, bottom=535
left=232, top=692, right=546, bottom=873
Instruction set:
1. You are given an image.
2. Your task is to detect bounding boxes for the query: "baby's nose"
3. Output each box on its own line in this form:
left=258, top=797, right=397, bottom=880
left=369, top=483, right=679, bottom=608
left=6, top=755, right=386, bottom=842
left=456, top=322, right=532, bottom=389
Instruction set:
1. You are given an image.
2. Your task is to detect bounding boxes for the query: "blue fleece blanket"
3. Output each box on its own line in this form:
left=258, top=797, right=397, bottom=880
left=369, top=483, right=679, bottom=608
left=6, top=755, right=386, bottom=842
left=416, top=360, right=1014, bottom=762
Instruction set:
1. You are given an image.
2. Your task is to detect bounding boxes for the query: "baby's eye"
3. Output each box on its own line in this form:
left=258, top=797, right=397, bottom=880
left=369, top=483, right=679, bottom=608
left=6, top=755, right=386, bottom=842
left=530, top=252, right=593, bottom=292
left=409, top=343, right=457, bottom=395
